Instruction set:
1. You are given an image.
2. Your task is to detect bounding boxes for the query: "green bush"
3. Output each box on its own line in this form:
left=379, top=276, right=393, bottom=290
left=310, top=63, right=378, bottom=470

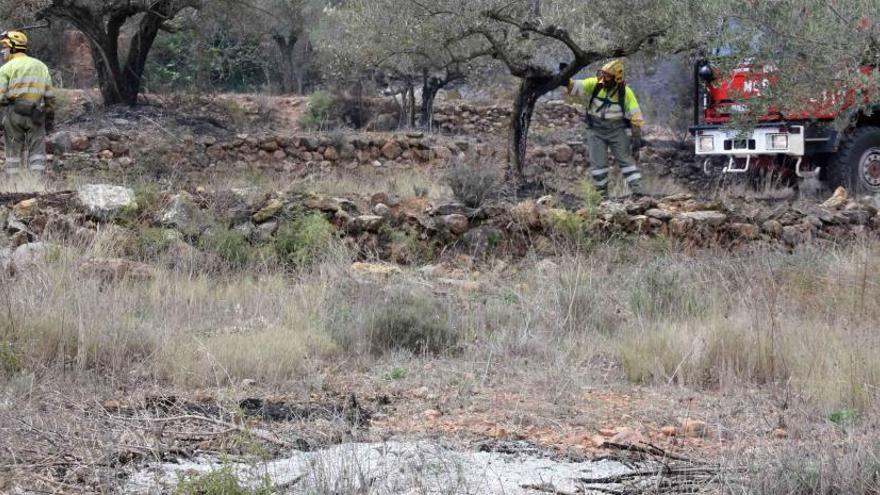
left=547, top=209, right=594, bottom=249
left=173, top=465, right=271, bottom=495
left=299, top=91, right=338, bottom=130
left=273, top=213, right=336, bottom=268
left=0, top=340, right=22, bottom=376
left=130, top=228, right=176, bottom=260
left=199, top=226, right=252, bottom=270
left=446, top=163, right=499, bottom=208
left=365, top=292, right=455, bottom=355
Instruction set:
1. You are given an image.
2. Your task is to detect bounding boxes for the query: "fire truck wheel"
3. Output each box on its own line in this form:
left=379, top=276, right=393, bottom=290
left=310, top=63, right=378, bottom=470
left=826, top=126, right=880, bottom=195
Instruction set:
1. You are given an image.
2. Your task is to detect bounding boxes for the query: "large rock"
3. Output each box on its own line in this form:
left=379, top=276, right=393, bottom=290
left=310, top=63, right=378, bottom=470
left=349, top=215, right=385, bottom=233
left=442, top=214, right=469, bottom=235
left=252, top=198, right=284, bottom=223
left=77, top=184, right=136, bottom=220
left=159, top=192, right=209, bottom=233
left=679, top=210, right=728, bottom=227
left=381, top=140, right=403, bottom=160
left=551, top=144, right=574, bottom=163
left=511, top=201, right=542, bottom=229
left=8, top=242, right=50, bottom=273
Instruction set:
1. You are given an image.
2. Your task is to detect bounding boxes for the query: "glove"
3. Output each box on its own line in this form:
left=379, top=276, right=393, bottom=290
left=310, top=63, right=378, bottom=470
left=631, top=126, right=642, bottom=161
left=44, top=111, right=55, bottom=134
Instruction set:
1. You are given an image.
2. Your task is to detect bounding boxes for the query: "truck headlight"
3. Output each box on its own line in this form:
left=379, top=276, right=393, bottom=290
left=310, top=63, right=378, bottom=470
left=698, top=135, right=715, bottom=152
left=767, top=134, right=789, bottom=150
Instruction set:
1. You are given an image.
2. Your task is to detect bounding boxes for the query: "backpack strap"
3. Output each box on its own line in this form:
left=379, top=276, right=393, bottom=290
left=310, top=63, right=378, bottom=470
left=587, top=82, right=631, bottom=127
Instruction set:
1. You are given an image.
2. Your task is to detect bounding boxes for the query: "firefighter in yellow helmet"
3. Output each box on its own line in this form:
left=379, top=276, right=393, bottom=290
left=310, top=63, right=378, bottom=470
left=0, top=30, right=56, bottom=175
left=565, top=59, right=644, bottom=196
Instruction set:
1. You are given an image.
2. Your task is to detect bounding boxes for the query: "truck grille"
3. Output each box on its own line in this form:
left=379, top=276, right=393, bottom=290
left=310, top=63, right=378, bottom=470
left=723, top=139, right=756, bottom=151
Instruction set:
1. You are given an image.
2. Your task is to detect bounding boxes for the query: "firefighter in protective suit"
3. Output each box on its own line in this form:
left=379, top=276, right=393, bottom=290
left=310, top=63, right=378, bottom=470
left=0, top=31, right=55, bottom=175
left=566, top=60, right=643, bottom=196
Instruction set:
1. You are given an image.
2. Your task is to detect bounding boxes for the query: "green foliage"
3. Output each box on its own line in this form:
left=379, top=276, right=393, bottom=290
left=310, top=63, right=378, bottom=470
left=630, top=264, right=706, bottom=320
left=446, top=163, right=499, bottom=208
left=547, top=209, right=594, bottom=248
left=273, top=213, right=336, bottom=268
left=173, top=465, right=271, bottom=495
left=199, top=226, right=252, bottom=270
left=577, top=179, right=604, bottom=211
left=130, top=228, right=176, bottom=260
left=829, top=408, right=860, bottom=427
left=387, top=229, right=432, bottom=265
left=384, top=367, right=408, bottom=380
left=0, top=340, right=22, bottom=376
left=146, top=30, right=269, bottom=93
left=299, top=91, right=339, bottom=130
left=366, top=292, right=456, bottom=356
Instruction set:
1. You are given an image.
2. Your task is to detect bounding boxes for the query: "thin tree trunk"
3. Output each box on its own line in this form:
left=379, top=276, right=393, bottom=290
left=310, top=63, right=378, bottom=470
left=509, top=79, right=540, bottom=179
left=420, top=72, right=440, bottom=131
left=508, top=76, right=558, bottom=179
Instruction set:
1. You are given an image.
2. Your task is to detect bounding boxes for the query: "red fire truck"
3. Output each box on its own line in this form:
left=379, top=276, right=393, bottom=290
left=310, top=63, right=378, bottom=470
left=690, top=61, right=880, bottom=194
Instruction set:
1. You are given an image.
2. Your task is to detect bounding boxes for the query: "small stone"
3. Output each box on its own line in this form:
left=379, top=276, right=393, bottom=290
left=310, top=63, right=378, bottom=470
left=680, top=210, right=728, bottom=226
left=252, top=198, right=284, bottom=223
left=372, top=203, right=391, bottom=218
left=762, top=219, right=783, bottom=237
left=12, top=198, right=36, bottom=220
left=511, top=201, right=542, bottom=228
left=442, top=214, right=469, bottom=235
left=645, top=208, right=674, bottom=221
left=349, top=215, right=384, bottom=233
left=820, top=186, right=848, bottom=209
left=381, top=140, right=403, bottom=160
left=98, top=149, right=114, bottom=160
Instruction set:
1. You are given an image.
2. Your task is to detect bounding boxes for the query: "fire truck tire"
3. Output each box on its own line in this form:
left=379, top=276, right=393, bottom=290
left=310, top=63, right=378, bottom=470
left=826, top=126, right=880, bottom=195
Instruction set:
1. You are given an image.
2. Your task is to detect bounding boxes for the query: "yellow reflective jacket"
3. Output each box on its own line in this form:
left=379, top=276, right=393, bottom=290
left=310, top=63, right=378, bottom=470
left=567, top=77, right=643, bottom=127
left=0, top=53, right=55, bottom=111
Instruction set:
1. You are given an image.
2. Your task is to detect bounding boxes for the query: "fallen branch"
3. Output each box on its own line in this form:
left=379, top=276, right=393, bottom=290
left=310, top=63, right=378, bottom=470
left=125, top=414, right=294, bottom=449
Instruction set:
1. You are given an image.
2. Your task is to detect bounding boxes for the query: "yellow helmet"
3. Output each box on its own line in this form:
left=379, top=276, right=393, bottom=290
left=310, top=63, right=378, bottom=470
left=1, top=31, right=28, bottom=52
left=600, top=59, right=624, bottom=84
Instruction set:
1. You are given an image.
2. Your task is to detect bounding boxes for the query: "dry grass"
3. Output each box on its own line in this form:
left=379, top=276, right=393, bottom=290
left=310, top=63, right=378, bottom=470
left=2, top=228, right=880, bottom=412
left=0, top=170, right=54, bottom=194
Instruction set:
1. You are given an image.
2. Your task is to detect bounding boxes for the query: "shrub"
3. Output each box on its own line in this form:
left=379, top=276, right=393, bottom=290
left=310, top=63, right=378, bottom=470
left=273, top=213, right=336, bottom=268
left=0, top=340, right=22, bottom=376
left=446, top=163, right=499, bottom=208
left=547, top=209, right=593, bottom=249
left=299, top=91, right=338, bottom=130
left=173, top=465, right=271, bottom=495
left=199, top=226, right=252, bottom=270
left=364, top=291, right=455, bottom=356
left=130, top=227, right=176, bottom=260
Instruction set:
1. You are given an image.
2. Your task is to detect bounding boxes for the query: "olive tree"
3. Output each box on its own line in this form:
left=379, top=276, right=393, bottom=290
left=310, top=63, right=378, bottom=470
left=320, top=0, right=493, bottom=129
left=0, top=0, right=206, bottom=105
left=720, top=0, right=880, bottom=118
left=326, top=0, right=727, bottom=177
